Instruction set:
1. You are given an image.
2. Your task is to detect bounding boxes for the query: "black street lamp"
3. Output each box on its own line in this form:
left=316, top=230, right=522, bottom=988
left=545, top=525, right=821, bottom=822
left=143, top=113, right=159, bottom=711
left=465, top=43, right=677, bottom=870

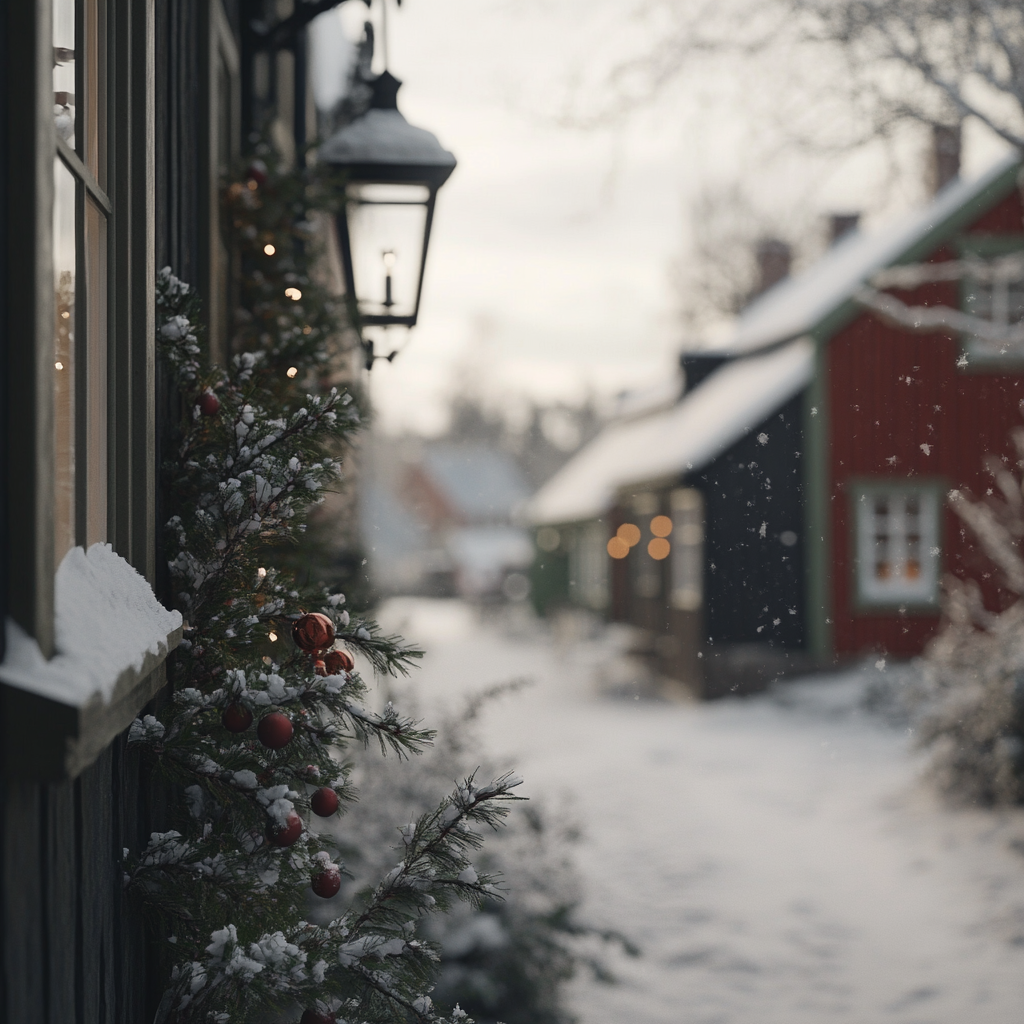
left=319, top=70, right=456, bottom=340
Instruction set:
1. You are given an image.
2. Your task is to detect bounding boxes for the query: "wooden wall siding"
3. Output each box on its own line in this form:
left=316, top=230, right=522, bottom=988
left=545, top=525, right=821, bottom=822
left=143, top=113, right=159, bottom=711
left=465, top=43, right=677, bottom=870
left=828, top=198, right=1024, bottom=656
left=155, top=0, right=204, bottom=285
left=1, top=724, right=166, bottom=1023
left=698, top=393, right=806, bottom=652
left=966, top=185, right=1024, bottom=235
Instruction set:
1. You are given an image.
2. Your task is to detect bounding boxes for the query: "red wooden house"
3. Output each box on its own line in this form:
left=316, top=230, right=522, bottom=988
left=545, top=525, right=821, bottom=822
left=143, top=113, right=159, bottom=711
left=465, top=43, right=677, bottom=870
left=727, top=151, right=1024, bottom=664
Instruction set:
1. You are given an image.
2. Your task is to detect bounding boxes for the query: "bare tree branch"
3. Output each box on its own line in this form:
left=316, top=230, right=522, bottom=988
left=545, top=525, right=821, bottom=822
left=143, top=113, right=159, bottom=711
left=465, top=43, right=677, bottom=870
left=855, top=285, right=1024, bottom=345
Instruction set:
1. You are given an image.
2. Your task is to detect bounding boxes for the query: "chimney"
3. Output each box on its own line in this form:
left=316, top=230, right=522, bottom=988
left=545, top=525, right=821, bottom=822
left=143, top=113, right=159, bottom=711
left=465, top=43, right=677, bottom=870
left=754, top=238, right=791, bottom=296
left=930, top=124, right=961, bottom=194
left=829, top=213, right=859, bottom=245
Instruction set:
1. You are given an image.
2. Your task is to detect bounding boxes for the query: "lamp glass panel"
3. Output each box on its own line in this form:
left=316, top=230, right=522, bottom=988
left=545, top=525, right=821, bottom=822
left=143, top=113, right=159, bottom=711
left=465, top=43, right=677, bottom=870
left=345, top=183, right=430, bottom=319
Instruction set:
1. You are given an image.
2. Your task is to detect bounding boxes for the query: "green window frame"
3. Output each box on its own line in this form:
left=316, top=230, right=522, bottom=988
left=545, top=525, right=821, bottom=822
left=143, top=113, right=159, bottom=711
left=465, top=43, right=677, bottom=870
left=957, top=234, right=1024, bottom=368
left=850, top=480, right=944, bottom=611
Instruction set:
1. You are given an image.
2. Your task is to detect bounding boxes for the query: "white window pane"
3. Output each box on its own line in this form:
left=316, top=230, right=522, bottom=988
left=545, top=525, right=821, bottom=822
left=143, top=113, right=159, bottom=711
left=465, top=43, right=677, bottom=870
left=54, top=157, right=77, bottom=563
left=53, top=0, right=76, bottom=145
left=857, top=489, right=939, bottom=604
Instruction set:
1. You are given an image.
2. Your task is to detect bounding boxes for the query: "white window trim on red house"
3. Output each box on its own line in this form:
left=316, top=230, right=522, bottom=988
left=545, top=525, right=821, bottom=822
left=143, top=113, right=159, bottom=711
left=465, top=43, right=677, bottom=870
left=854, top=485, right=942, bottom=607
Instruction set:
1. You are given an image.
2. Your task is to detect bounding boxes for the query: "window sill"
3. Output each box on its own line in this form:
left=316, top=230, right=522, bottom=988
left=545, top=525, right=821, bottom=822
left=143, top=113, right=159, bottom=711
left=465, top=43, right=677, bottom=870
left=0, top=543, right=183, bottom=781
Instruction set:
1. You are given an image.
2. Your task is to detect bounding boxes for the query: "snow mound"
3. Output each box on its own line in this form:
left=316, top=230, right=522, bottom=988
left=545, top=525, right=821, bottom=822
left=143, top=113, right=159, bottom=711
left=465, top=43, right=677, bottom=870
left=0, top=542, right=182, bottom=706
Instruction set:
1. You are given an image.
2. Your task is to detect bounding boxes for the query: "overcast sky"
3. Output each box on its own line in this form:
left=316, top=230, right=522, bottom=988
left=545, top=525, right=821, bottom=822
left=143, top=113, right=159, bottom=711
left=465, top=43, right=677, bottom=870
left=312, top=0, right=1013, bottom=436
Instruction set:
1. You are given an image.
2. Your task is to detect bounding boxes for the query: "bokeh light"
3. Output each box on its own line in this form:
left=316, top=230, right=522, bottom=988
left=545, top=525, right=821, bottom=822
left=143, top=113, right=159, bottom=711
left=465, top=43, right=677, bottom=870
left=617, top=523, right=641, bottom=547
left=648, top=537, right=670, bottom=560
left=607, top=536, right=630, bottom=559
left=651, top=515, right=673, bottom=538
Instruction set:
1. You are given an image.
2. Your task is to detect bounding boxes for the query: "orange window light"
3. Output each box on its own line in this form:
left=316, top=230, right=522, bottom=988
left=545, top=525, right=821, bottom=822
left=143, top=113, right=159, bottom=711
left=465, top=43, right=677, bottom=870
left=650, top=515, right=672, bottom=537
left=607, top=536, right=630, bottom=559
left=648, top=538, right=670, bottom=560
left=616, top=523, right=641, bottom=547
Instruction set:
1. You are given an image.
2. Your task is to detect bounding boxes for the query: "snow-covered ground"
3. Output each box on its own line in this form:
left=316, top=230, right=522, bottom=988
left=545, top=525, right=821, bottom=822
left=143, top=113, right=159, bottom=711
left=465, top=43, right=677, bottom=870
left=373, top=598, right=1024, bottom=1024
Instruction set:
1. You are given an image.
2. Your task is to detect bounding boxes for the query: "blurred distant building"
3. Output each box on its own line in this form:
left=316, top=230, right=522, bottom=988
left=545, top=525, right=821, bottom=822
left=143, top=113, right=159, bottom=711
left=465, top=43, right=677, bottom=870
left=362, top=435, right=533, bottom=599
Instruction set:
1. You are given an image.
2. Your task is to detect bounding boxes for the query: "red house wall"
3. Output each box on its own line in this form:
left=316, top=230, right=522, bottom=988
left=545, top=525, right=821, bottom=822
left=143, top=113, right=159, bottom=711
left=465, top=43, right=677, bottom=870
left=827, top=194, right=1024, bottom=657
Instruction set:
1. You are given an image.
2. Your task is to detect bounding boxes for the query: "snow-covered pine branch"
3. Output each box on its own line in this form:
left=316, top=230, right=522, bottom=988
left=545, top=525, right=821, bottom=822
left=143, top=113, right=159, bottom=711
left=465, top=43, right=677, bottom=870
left=917, top=420, right=1024, bottom=806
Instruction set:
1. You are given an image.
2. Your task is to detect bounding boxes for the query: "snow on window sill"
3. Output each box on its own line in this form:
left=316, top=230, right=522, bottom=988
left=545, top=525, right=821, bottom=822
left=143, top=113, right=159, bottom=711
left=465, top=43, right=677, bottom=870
left=0, top=543, right=183, bottom=780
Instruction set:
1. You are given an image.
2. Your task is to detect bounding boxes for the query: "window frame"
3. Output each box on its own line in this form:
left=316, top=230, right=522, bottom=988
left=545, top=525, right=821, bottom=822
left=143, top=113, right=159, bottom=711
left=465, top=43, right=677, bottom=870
left=1, top=0, right=174, bottom=781
left=199, top=0, right=240, bottom=366
left=957, top=234, right=1024, bottom=369
left=849, top=478, right=945, bottom=612
left=670, top=487, right=704, bottom=612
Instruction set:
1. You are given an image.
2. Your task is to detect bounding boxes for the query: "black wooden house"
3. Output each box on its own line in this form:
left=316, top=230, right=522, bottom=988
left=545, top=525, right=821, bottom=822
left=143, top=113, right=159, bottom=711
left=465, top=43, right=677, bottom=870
left=526, top=339, right=812, bottom=697
left=0, top=2, right=345, bottom=1017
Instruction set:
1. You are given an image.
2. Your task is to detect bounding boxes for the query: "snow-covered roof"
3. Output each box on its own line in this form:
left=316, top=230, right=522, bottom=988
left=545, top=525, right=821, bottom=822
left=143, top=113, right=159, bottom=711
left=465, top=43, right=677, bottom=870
left=422, top=444, right=530, bottom=523
left=525, top=338, right=814, bottom=526
left=726, top=153, right=1021, bottom=354
left=319, top=107, right=457, bottom=174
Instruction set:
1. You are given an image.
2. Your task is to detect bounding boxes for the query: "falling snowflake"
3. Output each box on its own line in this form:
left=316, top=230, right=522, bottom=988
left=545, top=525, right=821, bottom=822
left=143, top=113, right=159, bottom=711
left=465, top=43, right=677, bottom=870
left=956, top=354, right=969, bottom=368
left=810, top=407, right=818, bottom=416
left=875, top=658, right=886, bottom=671
left=919, top=443, right=931, bottom=455
left=886, top=455, right=898, bottom=465
left=759, top=521, right=767, bottom=538
left=757, top=432, right=768, bottom=445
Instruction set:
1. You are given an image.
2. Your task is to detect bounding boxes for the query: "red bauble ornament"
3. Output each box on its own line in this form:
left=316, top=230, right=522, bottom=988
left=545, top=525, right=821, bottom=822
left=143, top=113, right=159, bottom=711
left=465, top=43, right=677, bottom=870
left=221, top=703, right=253, bottom=733
left=267, top=811, right=302, bottom=848
left=310, top=786, right=339, bottom=817
left=312, top=658, right=327, bottom=677
left=292, top=613, right=335, bottom=653
left=257, top=712, right=293, bottom=749
left=323, top=649, right=354, bottom=675
left=198, top=391, right=220, bottom=416
left=300, top=1011, right=334, bottom=1024
left=246, top=160, right=268, bottom=185
left=311, top=866, right=341, bottom=899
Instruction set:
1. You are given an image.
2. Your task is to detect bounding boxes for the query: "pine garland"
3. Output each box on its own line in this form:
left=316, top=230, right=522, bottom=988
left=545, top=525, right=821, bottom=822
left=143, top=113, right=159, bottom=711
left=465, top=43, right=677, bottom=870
left=127, top=153, right=522, bottom=1024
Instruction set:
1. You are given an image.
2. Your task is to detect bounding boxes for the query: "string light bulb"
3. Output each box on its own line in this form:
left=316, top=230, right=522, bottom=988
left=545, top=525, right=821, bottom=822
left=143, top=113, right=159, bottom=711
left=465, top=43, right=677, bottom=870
left=286, top=366, right=298, bottom=378
left=263, top=243, right=276, bottom=256
left=55, top=361, right=64, bottom=370
left=268, top=630, right=278, bottom=642
left=257, top=567, right=267, bottom=578
left=284, top=287, right=302, bottom=301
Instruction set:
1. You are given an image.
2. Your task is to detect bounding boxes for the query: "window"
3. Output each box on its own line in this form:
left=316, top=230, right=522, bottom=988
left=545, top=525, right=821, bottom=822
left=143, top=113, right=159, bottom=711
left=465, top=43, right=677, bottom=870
left=200, top=2, right=240, bottom=363
left=570, top=521, right=609, bottom=610
left=630, top=493, right=661, bottom=600
left=855, top=487, right=940, bottom=606
left=961, top=239, right=1024, bottom=364
left=670, top=488, right=704, bottom=611
left=53, top=0, right=109, bottom=566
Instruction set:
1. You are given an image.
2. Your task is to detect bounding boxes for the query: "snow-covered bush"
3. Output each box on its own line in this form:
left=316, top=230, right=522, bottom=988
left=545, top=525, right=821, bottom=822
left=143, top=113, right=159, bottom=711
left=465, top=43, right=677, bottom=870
left=318, top=681, right=635, bottom=1024
left=918, top=434, right=1024, bottom=805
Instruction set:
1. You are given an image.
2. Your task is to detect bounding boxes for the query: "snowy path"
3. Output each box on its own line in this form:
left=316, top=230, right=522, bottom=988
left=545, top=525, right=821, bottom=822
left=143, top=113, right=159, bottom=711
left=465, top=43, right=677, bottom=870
left=375, top=599, right=1024, bottom=1024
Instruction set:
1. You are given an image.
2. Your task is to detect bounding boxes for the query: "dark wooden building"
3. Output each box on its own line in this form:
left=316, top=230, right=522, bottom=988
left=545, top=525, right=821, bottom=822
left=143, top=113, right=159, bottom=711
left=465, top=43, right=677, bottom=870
left=0, top=2, right=335, bottom=1017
